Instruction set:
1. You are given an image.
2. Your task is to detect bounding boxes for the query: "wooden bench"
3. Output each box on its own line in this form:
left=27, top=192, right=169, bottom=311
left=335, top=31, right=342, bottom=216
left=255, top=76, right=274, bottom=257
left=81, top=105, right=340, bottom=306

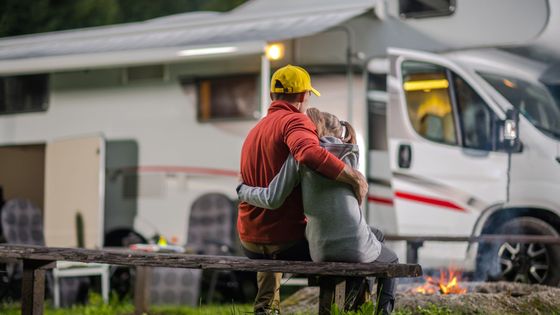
left=0, top=244, right=422, bottom=315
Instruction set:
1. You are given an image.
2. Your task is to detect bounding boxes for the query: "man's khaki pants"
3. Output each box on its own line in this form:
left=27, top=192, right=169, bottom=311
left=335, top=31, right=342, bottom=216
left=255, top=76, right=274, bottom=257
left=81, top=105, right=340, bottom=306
left=241, top=239, right=311, bottom=313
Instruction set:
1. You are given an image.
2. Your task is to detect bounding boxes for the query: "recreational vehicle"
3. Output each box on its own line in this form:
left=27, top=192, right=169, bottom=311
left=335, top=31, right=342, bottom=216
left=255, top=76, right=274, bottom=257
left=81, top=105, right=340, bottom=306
left=0, top=0, right=559, bottom=290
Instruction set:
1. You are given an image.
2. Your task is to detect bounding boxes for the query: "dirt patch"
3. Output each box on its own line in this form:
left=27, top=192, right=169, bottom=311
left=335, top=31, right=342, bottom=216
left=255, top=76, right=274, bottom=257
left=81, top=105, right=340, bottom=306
left=281, top=287, right=319, bottom=314
left=280, top=282, right=560, bottom=315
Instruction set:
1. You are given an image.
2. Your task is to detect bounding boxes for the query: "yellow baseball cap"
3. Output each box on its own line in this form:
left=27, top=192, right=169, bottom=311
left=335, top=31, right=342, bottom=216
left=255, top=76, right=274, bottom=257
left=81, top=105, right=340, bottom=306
left=270, top=65, right=320, bottom=96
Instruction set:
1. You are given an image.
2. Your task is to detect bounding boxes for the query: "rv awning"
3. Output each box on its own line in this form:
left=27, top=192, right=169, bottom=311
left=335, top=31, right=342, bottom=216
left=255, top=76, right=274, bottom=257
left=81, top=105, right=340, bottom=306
left=0, top=0, right=374, bottom=75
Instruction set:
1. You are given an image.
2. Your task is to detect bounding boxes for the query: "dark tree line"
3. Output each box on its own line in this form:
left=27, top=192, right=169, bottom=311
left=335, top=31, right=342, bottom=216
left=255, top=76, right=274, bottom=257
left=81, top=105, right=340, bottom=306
left=0, top=0, right=247, bottom=38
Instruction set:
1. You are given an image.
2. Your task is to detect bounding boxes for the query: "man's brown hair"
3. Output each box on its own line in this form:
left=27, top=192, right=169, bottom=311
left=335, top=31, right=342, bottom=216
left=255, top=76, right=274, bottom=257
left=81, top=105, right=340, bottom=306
left=271, top=92, right=306, bottom=103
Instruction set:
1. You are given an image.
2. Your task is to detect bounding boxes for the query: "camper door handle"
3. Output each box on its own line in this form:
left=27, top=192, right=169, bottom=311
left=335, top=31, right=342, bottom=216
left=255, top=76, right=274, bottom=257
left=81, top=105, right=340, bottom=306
left=398, top=144, right=412, bottom=169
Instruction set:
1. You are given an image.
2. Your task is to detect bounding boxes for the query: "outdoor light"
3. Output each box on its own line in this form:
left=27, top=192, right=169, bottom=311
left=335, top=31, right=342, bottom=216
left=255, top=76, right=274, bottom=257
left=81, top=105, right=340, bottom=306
left=504, top=119, right=518, bottom=140
left=177, top=46, right=238, bottom=57
left=503, top=79, right=517, bottom=88
left=403, top=79, right=449, bottom=92
left=265, top=43, right=285, bottom=61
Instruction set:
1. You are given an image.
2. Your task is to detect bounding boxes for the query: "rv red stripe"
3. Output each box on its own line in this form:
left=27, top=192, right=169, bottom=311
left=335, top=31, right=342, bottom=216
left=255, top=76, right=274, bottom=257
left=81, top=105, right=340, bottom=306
left=124, top=166, right=238, bottom=177
left=367, top=195, right=394, bottom=206
left=395, top=191, right=465, bottom=212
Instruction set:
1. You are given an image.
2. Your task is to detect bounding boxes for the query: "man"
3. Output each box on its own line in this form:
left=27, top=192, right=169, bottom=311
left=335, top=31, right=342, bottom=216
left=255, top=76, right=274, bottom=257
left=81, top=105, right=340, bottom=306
left=238, top=65, right=368, bottom=314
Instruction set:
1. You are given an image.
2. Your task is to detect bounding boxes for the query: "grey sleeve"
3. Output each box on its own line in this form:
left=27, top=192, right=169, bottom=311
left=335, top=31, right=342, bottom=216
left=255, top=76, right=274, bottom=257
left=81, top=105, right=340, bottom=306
left=237, top=156, right=300, bottom=209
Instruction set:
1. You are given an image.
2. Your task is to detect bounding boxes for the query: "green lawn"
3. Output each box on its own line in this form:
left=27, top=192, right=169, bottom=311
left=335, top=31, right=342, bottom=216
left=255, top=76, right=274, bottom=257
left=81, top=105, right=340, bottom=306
left=0, top=293, right=458, bottom=315
left=0, top=302, right=254, bottom=315
left=0, top=293, right=255, bottom=315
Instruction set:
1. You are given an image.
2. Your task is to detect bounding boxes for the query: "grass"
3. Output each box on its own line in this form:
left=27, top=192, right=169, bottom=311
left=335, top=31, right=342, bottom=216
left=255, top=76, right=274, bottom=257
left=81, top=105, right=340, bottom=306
left=0, top=292, right=471, bottom=315
left=329, top=301, right=454, bottom=315
left=0, top=298, right=460, bottom=315
left=0, top=303, right=255, bottom=315
left=0, top=293, right=254, bottom=315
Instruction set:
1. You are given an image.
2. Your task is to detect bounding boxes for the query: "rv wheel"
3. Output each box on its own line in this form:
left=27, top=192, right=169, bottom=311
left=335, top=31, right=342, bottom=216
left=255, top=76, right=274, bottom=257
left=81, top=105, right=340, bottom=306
left=478, top=217, right=560, bottom=286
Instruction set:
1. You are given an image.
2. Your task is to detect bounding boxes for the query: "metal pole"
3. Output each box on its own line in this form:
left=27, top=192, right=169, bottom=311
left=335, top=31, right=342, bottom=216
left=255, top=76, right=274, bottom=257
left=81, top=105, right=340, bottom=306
left=261, top=53, right=271, bottom=118
left=346, top=40, right=353, bottom=123
left=325, top=26, right=355, bottom=122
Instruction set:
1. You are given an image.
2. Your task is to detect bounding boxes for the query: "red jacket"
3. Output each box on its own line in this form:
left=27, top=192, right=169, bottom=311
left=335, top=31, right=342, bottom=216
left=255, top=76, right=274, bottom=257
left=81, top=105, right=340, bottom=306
left=238, top=100, right=346, bottom=244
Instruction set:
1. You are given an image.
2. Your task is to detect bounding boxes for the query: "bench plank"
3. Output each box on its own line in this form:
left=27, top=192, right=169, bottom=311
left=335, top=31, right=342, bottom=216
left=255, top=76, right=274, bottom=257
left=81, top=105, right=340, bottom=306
left=0, top=245, right=422, bottom=278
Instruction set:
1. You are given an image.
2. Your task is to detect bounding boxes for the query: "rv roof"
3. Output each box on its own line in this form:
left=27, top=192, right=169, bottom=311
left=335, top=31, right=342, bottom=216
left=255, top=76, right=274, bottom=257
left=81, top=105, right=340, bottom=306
left=0, top=0, right=373, bottom=75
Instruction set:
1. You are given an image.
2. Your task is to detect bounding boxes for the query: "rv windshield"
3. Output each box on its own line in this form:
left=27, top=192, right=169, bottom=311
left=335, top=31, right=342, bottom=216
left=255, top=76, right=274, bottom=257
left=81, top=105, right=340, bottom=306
left=480, top=72, right=560, bottom=140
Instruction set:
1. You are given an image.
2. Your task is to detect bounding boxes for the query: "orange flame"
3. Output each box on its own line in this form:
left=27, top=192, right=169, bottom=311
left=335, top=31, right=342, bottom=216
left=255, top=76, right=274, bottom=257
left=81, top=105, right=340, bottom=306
left=413, top=268, right=467, bottom=295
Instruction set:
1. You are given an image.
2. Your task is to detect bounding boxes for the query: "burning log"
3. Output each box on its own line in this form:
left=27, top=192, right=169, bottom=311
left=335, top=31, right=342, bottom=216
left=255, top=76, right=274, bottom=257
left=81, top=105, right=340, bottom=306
left=413, top=267, right=467, bottom=295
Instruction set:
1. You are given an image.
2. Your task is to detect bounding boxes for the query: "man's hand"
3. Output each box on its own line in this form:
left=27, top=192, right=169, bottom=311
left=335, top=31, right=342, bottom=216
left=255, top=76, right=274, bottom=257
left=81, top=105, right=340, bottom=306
left=335, top=165, right=368, bottom=205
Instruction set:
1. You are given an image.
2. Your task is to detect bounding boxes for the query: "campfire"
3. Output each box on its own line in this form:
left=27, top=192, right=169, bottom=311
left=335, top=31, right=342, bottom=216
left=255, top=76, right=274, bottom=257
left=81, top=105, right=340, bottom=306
left=413, top=267, right=467, bottom=295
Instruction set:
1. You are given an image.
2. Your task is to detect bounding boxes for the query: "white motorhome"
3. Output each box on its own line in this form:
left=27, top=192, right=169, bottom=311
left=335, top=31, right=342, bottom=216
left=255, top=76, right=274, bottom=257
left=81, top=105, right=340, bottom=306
left=368, top=48, right=560, bottom=286
left=0, top=0, right=559, bottom=286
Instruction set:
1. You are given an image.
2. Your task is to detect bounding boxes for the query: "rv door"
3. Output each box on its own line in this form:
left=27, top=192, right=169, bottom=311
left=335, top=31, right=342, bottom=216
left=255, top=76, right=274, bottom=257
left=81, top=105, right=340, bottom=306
left=387, top=48, right=509, bottom=244
left=44, top=135, right=105, bottom=249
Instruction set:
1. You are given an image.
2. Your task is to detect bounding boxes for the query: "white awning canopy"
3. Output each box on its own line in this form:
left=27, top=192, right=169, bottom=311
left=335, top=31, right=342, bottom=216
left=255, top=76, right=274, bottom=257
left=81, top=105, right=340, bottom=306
left=0, top=0, right=374, bottom=75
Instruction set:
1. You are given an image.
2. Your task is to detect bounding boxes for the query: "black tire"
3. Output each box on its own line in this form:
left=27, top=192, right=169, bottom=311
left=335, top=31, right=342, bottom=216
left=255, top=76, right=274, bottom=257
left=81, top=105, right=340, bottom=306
left=477, top=216, right=560, bottom=286
left=104, top=229, right=147, bottom=300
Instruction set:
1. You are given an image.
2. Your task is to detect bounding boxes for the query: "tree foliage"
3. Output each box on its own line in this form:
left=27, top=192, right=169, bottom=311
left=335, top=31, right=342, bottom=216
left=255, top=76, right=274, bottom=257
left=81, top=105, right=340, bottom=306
left=0, top=0, right=247, bottom=38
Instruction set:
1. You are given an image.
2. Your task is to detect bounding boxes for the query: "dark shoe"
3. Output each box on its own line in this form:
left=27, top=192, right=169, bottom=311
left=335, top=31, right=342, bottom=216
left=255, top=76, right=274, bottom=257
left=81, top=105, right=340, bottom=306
left=376, top=300, right=394, bottom=315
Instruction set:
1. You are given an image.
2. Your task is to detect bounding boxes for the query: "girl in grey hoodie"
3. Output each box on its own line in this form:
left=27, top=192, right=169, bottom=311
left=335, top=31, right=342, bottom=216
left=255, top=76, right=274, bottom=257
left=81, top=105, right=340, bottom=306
left=237, top=108, right=398, bottom=314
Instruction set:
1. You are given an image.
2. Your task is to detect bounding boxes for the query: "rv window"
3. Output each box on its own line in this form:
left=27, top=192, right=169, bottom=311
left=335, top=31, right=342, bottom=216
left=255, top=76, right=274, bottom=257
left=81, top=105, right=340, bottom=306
left=401, top=61, right=457, bottom=145
left=453, top=76, right=497, bottom=151
left=399, top=0, right=456, bottom=19
left=368, top=100, right=388, bottom=150
left=368, top=72, right=387, bottom=92
left=367, top=71, right=388, bottom=150
left=195, top=74, right=259, bottom=122
left=0, top=74, right=49, bottom=115
left=480, top=72, right=560, bottom=141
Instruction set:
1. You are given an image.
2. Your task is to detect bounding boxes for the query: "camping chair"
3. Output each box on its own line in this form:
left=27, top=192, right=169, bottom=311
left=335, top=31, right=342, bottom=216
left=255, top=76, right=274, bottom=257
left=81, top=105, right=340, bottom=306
left=0, top=198, right=109, bottom=307
left=148, top=193, right=238, bottom=305
left=148, top=267, right=201, bottom=306
left=0, top=199, right=52, bottom=300
left=187, top=193, right=242, bottom=303
left=51, top=211, right=110, bottom=307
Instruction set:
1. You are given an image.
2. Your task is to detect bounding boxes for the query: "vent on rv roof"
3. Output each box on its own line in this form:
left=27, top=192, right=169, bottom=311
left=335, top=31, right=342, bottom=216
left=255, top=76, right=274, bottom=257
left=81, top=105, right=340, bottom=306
left=124, top=65, right=166, bottom=83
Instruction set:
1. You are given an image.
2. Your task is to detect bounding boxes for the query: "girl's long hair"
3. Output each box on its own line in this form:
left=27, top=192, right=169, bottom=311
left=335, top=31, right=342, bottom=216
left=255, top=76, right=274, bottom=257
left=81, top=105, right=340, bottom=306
left=340, top=120, right=356, bottom=145
left=306, top=107, right=356, bottom=145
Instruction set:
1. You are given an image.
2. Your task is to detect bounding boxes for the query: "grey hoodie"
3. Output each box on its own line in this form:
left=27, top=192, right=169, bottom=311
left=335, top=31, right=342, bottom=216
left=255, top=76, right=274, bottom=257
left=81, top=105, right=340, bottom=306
left=237, top=136, right=381, bottom=263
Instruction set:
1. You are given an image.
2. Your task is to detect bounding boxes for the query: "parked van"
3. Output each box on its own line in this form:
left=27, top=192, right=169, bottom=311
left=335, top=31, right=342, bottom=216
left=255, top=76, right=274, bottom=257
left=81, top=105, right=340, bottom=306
left=367, top=48, right=560, bottom=285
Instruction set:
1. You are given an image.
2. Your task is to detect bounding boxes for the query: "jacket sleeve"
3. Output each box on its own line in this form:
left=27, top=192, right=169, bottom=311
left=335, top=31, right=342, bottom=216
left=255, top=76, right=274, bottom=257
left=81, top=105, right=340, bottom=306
left=283, top=113, right=345, bottom=179
left=237, top=156, right=300, bottom=209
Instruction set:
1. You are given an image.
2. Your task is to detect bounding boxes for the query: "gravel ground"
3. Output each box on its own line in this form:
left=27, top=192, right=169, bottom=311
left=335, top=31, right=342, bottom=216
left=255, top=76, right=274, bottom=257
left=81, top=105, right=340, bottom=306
left=280, top=281, right=560, bottom=315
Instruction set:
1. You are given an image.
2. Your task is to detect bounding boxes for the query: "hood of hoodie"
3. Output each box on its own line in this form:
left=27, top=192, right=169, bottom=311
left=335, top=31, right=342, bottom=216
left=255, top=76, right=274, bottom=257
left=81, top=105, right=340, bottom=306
left=320, top=136, right=359, bottom=168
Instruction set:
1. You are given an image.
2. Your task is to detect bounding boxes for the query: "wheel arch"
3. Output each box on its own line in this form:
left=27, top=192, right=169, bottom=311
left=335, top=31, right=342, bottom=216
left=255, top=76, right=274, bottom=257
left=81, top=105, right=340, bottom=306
left=477, top=207, right=560, bottom=235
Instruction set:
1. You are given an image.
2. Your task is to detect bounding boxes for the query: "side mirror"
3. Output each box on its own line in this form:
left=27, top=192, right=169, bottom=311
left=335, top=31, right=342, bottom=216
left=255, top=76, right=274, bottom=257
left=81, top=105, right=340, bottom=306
left=502, top=109, right=521, bottom=152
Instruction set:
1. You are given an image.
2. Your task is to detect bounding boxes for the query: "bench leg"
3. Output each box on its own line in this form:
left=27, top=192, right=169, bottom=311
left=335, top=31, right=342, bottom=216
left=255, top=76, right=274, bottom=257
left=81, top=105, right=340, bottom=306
left=406, top=240, right=424, bottom=264
left=318, top=276, right=346, bottom=315
left=21, top=259, right=55, bottom=315
left=134, top=266, right=152, bottom=315
left=101, top=265, right=110, bottom=304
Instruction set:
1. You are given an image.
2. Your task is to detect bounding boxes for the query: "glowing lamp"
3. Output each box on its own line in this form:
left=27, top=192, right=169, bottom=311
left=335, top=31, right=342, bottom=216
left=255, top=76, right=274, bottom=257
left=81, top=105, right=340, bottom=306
left=265, top=43, right=285, bottom=61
